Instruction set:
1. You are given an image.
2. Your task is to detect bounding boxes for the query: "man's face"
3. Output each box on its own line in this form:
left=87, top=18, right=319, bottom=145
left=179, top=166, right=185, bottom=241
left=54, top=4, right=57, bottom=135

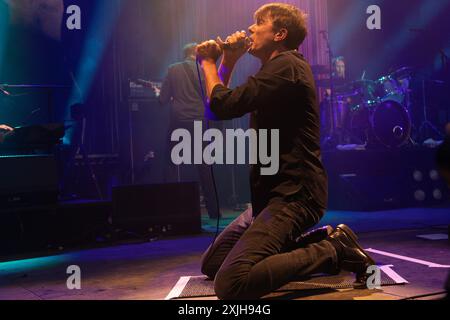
left=248, top=15, right=277, bottom=58
left=335, top=60, right=346, bottom=79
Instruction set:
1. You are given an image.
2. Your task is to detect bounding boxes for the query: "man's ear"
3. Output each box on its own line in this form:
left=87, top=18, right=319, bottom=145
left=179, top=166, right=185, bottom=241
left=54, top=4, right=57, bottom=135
left=274, top=28, right=288, bottom=43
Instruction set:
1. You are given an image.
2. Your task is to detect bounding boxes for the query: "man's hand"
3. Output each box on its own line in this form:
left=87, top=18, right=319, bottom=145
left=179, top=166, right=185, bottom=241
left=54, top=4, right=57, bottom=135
left=0, top=124, right=13, bottom=143
left=154, top=87, right=161, bottom=98
left=196, top=31, right=250, bottom=101
left=196, top=40, right=223, bottom=65
left=0, top=125, right=13, bottom=132
left=217, top=31, right=251, bottom=65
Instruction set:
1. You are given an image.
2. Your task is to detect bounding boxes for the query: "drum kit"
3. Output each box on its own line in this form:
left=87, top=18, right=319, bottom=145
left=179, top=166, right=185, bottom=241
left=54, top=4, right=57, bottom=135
left=318, top=66, right=415, bottom=149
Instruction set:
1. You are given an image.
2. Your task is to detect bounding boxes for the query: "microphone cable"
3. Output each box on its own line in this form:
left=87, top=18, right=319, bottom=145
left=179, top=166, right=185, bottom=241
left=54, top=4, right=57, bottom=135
left=195, top=58, right=222, bottom=246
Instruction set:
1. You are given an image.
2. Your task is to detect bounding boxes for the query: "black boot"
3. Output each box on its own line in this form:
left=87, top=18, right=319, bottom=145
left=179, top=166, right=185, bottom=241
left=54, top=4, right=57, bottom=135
left=328, top=224, right=376, bottom=287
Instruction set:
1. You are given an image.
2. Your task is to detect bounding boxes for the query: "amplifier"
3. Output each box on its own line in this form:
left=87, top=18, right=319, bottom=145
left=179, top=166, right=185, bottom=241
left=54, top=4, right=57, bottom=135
left=124, top=98, right=170, bottom=185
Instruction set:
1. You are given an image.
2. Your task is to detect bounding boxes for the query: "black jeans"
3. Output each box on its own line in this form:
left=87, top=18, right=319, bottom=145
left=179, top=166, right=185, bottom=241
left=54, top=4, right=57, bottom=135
left=201, top=188, right=337, bottom=300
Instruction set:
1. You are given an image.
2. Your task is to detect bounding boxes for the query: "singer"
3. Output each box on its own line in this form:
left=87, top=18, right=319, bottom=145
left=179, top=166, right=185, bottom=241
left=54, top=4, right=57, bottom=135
left=197, top=3, right=375, bottom=300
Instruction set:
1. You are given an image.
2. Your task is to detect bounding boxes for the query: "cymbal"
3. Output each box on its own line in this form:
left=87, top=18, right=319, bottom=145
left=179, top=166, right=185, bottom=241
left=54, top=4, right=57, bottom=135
left=348, top=79, right=376, bottom=89
left=389, top=66, right=414, bottom=79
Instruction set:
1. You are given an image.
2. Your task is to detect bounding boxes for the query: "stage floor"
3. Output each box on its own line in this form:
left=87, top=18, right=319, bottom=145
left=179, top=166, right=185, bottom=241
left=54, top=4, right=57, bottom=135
left=1, top=208, right=449, bottom=300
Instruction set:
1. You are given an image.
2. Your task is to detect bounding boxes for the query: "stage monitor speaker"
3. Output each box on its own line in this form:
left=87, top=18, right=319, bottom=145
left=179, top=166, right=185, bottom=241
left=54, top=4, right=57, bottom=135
left=112, top=182, right=202, bottom=236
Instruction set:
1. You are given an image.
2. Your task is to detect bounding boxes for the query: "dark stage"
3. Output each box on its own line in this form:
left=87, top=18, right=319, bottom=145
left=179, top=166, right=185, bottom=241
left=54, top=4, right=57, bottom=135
left=1, top=207, right=449, bottom=300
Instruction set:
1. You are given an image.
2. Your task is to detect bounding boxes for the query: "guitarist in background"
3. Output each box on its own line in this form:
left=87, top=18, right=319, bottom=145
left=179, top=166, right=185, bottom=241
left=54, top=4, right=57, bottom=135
left=158, top=43, right=221, bottom=219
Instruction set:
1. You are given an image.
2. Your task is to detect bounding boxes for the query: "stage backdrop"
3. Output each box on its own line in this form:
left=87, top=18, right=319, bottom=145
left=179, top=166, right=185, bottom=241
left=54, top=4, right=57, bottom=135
left=118, top=0, right=328, bottom=85
left=0, top=0, right=329, bottom=202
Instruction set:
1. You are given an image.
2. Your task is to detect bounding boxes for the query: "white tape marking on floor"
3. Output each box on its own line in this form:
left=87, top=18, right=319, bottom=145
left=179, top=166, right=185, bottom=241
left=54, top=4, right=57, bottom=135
left=165, top=276, right=191, bottom=300
left=366, top=248, right=450, bottom=268
left=379, top=265, right=409, bottom=284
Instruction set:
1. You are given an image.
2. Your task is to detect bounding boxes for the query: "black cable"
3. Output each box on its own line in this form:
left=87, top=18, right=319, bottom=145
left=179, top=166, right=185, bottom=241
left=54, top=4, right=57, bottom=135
left=196, top=59, right=222, bottom=244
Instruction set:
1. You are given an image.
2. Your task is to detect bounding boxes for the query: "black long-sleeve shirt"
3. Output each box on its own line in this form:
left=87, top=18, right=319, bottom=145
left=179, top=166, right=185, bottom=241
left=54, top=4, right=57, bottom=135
left=210, top=50, right=328, bottom=216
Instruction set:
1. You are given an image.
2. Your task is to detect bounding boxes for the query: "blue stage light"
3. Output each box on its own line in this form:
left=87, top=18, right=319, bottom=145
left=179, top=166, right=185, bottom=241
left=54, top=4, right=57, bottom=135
left=330, top=1, right=368, bottom=55
left=371, top=0, right=450, bottom=73
left=65, top=0, right=123, bottom=145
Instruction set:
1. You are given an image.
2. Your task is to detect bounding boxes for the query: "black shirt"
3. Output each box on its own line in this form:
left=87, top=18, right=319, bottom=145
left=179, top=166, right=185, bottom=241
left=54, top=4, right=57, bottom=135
left=160, top=59, right=205, bottom=122
left=210, top=50, right=328, bottom=216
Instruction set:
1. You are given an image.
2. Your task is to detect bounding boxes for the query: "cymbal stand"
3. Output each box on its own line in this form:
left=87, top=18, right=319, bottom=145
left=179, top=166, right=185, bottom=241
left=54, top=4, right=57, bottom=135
left=320, top=31, right=339, bottom=146
left=418, top=79, right=444, bottom=141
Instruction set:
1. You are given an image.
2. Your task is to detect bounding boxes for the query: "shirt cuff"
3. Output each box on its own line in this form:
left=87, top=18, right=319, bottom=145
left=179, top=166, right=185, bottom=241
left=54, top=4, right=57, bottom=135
left=211, top=83, right=230, bottom=100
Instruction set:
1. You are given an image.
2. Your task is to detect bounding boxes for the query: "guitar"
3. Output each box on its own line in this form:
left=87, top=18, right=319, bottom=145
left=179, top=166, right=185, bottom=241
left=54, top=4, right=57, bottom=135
left=136, top=79, right=161, bottom=97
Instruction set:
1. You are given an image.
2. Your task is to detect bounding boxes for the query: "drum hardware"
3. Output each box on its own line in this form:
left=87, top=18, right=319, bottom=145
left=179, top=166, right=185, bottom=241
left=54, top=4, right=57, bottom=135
left=418, top=79, right=445, bottom=142
left=348, top=99, right=412, bottom=148
left=320, top=64, right=448, bottom=148
left=319, top=30, right=342, bottom=146
left=320, top=66, right=420, bottom=149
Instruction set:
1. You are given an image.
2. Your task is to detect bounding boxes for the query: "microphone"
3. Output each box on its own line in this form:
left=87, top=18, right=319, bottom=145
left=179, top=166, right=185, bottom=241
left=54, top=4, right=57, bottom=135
left=0, top=85, right=11, bottom=97
left=217, top=35, right=251, bottom=50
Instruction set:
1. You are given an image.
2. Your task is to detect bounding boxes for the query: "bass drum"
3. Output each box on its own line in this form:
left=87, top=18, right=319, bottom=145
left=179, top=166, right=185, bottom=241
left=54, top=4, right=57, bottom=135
left=372, top=100, right=411, bottom=148
left=349, top=100, right=411, bottom=148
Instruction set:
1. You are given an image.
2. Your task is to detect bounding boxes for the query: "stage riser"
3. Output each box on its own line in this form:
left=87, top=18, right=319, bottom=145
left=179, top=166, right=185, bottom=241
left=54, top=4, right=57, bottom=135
left=324, top=149, right=449, bottom=211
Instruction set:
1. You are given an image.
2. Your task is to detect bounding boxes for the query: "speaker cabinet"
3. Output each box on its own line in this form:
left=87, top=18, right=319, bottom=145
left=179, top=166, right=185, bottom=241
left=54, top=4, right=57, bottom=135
left=124, top=98, right=170, bottom=185
left=112, top=182, right=202, bottom=236
left=324, top=149, right=449, bottom=211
